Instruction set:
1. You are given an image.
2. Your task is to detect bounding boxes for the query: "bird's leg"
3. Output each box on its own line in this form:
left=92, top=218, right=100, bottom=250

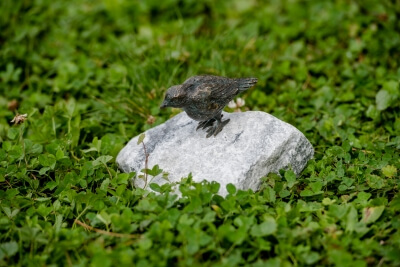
left=196, top=118, right=216, bottom=131
left=206, top=113, right=230, bottom=138
left=213, top=118, right=230, bottom=137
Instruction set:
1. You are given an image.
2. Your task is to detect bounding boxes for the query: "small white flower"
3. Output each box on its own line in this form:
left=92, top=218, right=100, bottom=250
left=228, top=100, right=237, bottom=109
left=236, top=98, right=245, bottom=107
left=228, top=98, right=246, bottom=112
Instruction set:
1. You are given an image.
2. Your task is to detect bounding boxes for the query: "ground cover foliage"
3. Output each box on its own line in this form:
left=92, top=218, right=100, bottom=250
left=1, top=0, right=400, bottom=266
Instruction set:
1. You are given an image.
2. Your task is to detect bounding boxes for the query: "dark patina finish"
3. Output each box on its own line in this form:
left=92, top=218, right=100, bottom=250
left=160, top=75, right=258, bottom=137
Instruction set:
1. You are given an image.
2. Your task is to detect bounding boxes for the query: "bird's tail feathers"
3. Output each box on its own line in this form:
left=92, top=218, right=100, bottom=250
left=236, top=77, right=258, bottom=91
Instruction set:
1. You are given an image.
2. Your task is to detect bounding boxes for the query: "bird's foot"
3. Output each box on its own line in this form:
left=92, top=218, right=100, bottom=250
left=206, top=119, right=230, bottom=138
left=197, top=119, right=216, bottom=131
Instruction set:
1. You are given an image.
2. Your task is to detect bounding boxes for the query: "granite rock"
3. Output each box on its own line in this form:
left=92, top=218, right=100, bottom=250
left=116, top=111, right=314, bottom=196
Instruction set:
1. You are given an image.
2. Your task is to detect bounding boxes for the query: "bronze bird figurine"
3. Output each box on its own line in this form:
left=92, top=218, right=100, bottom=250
left=160, top=75, right=258, bottom=137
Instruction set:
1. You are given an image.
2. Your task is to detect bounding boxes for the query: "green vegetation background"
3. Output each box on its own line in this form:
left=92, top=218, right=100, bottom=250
left=1, top=0, right=400, bottom=266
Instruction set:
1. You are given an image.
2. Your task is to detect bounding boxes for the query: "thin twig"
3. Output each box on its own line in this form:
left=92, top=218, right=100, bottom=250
left=4, top=179, right=12, bottom=188
left=72, top=206, right=90, bottom=228
left=223, top=243, right=236, bottom=257
left=301, top=73, right=311, bottom=90
left=142, top=142, right=149, bottom=188
left=74, top=219, right=140, bottom=239
left=351, top=147, right=373, bottom=153
left=103, top=163, right=113, bottom=180
left=65, top=251, right=72, bottom=267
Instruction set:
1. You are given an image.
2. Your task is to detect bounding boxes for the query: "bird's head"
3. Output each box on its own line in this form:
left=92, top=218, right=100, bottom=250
left=160, top=85, right=185, bottom=108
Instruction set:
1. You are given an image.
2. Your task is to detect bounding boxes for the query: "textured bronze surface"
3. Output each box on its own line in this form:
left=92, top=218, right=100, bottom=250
left=160, top=75, right=258, bottom=137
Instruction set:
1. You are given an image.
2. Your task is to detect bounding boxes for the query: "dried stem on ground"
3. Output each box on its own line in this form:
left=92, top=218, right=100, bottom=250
left=74, top=219, right=141, bottom=239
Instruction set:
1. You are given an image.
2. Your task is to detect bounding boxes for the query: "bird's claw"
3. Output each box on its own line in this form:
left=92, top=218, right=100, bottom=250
left=206, top=129, right=214, bottom=138
left=213, top=119, right=230, bottom=136
left=205, top=119, right=230, bottom=138
left=197, top=119, right=215, bottom=131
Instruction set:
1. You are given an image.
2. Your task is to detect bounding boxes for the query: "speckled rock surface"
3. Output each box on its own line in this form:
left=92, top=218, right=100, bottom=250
left=116, top=111, right=314, bottom=196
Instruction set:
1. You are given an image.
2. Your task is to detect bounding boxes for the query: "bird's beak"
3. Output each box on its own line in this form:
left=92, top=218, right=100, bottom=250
left=160, top=101, right=168, bottom=109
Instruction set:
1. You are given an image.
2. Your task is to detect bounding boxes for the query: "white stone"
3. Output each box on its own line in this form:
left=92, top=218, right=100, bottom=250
left=116, top=111, right=314, bottom=196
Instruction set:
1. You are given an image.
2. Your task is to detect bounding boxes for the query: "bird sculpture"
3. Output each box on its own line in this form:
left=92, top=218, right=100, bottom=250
left=160, top=75, right=258, bottom=137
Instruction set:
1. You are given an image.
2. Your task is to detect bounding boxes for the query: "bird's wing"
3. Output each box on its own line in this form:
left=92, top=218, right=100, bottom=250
left=185, top=81, right=239, bottom=102
left=207, top=81, right=240, bottom=101
left=208, top=78, right=257, bottom=99
left=184, top=82, right=212, bottom=100
left=183, top=75, right=226, bottom=84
